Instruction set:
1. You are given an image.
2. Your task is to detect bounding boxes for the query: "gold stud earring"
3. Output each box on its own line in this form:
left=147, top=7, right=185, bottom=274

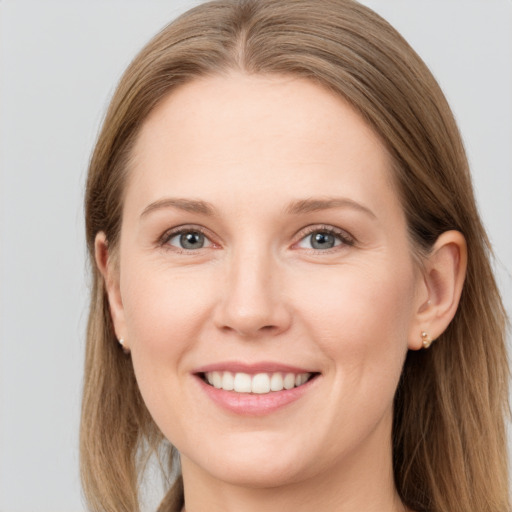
left=421, top=331, right=433, bottom=349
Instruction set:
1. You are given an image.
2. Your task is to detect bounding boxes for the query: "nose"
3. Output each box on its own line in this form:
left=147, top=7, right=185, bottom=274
left=213, top=246, right=292, bottom=338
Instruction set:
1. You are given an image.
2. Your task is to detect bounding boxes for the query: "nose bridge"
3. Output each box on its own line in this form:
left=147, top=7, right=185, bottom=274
left=215, top=239, right=290, bottom=337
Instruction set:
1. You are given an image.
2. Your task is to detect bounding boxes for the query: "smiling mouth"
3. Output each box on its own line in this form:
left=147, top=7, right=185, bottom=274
left=200, top=371, right=318, bottom=394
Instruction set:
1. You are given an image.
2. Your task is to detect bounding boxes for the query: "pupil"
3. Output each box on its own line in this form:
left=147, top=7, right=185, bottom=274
left=311, top=232, right=335, bottom=249
left=180, top=232, right=204, bottom=249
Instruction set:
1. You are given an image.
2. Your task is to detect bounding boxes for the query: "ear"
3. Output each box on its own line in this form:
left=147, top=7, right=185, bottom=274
left=95, top=232, right=128, bottom=350
left=408, top=230, right=467, bottom=350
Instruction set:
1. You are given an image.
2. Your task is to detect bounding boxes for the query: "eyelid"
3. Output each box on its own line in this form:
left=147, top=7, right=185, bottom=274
left=293, top=224, right=355, bottom=250
left=156, top=223, right=355, bottom=252
left=158, top=224, right=217, bottom=250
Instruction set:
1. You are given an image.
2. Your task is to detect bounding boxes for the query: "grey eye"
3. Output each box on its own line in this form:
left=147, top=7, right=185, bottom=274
left=310, top=232, right=337, bottom=249
left=298, top=231, right=342, bottom=250
left=168, top=231, right=210, bottom=250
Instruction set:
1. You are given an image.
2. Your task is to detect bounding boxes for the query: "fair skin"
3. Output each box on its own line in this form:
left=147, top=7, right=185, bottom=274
left=96, top=73, right=466, bottom=512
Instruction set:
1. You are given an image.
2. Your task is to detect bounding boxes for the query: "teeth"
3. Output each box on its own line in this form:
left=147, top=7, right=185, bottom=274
left=212, top=371, right=222, bottom=389
left=252, top=373, right=270, bottom=394
left=221, top=371, right=234, bottom=391
left=233, top=372, right=252, bottom=393
left=283, top=373, right=295, bottom=390
left=270, top=372, right=284, bottom=391
left=204, top=371, right=312, bottom=394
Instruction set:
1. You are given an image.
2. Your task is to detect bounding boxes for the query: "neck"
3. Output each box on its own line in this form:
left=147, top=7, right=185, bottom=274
left=182, top=471, right=405, bottom=512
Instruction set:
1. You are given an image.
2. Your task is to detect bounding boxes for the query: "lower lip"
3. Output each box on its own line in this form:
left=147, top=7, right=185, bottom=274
left=195, top=375, right=318, bottom=416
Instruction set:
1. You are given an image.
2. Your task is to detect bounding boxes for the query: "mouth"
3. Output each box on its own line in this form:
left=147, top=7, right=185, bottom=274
left=199, top=370, right=319, bottom=395
left=194, top=364, right=321, bottom=415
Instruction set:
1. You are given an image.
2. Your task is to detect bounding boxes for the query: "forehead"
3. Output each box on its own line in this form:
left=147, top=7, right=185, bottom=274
left=127, top=72, right=398, bottom=217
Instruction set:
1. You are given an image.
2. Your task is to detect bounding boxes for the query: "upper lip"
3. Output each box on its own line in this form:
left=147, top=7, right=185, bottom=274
left=193, top=361, right=317, bottom=374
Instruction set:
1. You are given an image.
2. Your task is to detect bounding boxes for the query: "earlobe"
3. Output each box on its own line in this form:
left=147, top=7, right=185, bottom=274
left=94, top=232, right=127, bottom=348
left=408, top=230, right=467, bottom=350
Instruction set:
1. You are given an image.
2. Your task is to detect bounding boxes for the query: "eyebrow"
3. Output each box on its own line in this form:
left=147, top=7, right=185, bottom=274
left=284, top=197, right=376, bottom=218
left=140, top=196, right=376, bottom=219
left=140, top=198, right=216, bottom=218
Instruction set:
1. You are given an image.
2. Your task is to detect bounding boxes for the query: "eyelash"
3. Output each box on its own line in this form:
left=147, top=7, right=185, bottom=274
left=158, top=224, right=355, bottom=252
left=296, top=225, right=355, bottom=251
left=158, top=225, right=213, bottom=253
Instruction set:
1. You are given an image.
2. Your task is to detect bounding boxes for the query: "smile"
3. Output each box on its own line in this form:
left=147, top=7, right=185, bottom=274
left=194, top=363, right=320, bottom=415
left=203, top=371, right=314, bottom=394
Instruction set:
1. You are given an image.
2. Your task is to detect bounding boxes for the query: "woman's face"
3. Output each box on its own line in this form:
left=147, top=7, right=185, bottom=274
left=106, top=73, right=427, bottom=488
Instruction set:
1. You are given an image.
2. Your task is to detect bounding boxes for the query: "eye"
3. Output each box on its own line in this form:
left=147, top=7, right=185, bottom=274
left=165, top=229, right=213, bottom=250
left=296, top=227, right=353, bottom=250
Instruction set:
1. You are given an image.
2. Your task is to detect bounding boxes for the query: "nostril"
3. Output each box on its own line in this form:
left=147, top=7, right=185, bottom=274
left=213, top=296, right=293, bottom=337
left=227, top=323, right=280, bottom=335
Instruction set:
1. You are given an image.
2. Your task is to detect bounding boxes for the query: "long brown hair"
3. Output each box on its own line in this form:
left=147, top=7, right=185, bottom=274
left=81, top=1, right=510, bottom=510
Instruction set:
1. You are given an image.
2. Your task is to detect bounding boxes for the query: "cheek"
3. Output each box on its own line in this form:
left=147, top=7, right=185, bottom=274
left=119, top=262, right=219, bottom=439
left=288, top=260, right=417, bottom=457
left=119, top=260, right=219, bottom=419
left=122, top=261, right=214, bottom=351
left=294, top=258, right=417, bottom=382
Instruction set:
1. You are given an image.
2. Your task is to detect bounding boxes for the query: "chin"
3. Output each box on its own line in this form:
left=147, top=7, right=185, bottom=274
left=203, top=458, right=304, bottom=489
left=181, top=433, right=315, bottom=489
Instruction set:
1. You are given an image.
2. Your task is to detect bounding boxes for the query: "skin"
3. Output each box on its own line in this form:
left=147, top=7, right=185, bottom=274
left=96, top=73, right=467, bottom=512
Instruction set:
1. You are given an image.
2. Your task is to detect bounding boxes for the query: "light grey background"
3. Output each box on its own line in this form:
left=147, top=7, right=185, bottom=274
left=1, top=1, right=511, bottom=511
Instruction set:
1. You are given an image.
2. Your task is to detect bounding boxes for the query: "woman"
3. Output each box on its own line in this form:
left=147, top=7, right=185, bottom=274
left=80, top=1, right=510, bottom=511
